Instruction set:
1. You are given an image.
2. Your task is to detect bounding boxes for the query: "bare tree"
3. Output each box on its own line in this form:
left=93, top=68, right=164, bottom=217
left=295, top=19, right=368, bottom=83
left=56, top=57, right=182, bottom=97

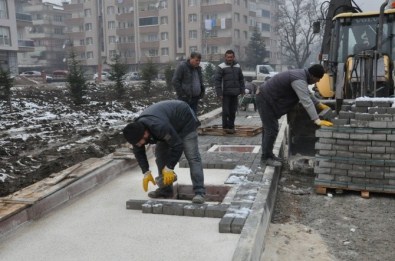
left=276, top=0, right=321, bottom=68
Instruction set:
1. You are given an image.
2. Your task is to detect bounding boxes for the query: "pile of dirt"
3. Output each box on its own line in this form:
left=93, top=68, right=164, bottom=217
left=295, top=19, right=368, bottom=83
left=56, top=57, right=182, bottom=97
left=0, top=81, right=220, bottom=197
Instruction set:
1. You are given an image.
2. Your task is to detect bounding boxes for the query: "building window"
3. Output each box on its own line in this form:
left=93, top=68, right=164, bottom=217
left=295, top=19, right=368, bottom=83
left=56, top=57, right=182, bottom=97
left=209, top=46, right=218, bottom=54
left=84, top=9, right=91, bottom=17
left=86, top=37, right=93, bottom=45
left=190, top=46, right=198, bottom=53
left=148, top=49, right=158, bottom=57
left=188, top=14, right=197, bottom=22
left=109, top=36, right=117, bottom=43
left=160, top=16, right=168, bottom=24
left=159, top=0, right=168, bottom=9
left=161, top=48, right=169, bottom=56
left=80, top=52, right=86, bottom=59
left=139, top=17, right=159, bottom=26
left=188, top=0, right=198, bottom=6
left=189, top=30, right=197, bottom=39
left=109, top=50, right=117, bottom=57
left=234, top=13, right=240, bottom=22
left=234, top=29, right=240, bottom=39
left=80, top=39, right=85, bottom=46
left=262, top=10, right=270, bottom=18
left=244, top=31, right=248, bottom=39
left=0, top=26, right=11, bottom=46
left=87, top=51, right=94, bottom=59
left=161, top=32, right=168, bottom=41
left=261, top=23, right=270, bottom=32
left=54, top=27, right=63, bottom=35
left=54, top=15, right=63, bottom=22
left=85, top=23, right=92, bottom=31
left=107, top=6, right=115, bottom=15
left=243, top=15, right=247, bottom=24
left=148, top=34, right=158, bottom=41
left=0, top=0, right=8, bottom=19
left=234, top=0, right=240, bottom=5
left=108, top=21, right=116, bottom=29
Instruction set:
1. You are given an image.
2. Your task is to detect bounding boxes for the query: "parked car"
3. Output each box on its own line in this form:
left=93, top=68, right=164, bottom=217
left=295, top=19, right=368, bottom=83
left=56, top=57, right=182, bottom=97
left=20, top=71, right=42, bottom=77
left=93, top=71, right=110, bottom=81
left=127, top=72, right=140, bottom=80
left=52, top=70, right=69, bottom=81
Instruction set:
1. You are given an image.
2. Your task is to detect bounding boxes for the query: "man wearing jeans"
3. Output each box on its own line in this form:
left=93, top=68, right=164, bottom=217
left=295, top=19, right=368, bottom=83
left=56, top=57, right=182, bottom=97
left=122, top=100, right=206, bottom=204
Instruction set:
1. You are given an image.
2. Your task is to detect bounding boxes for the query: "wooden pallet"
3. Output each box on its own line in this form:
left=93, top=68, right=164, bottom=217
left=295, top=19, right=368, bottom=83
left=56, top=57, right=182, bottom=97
left=315, top=185, right=395, bottom=199
left=198, top=124, right=262, bottom=137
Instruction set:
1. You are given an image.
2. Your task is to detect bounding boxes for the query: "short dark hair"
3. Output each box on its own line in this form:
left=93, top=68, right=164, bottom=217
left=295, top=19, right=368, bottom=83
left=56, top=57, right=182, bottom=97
left=308, top=64, right=325, bottom=79
left=190, top=52, right=201, bottom=59
left=225, top=50, right=235, bottom=56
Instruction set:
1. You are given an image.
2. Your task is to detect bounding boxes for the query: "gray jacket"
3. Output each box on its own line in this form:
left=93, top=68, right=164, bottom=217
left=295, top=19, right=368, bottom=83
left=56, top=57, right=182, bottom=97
left=172, top=60, right=205, bottom=101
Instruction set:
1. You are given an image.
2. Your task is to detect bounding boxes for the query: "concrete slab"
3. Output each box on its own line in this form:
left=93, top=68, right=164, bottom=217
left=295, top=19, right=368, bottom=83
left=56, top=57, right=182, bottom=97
left=0, top=158, right=240, bottom=261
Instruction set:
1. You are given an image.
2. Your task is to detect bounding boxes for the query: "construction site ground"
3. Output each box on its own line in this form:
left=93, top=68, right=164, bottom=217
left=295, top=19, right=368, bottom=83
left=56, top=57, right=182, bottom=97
left=1, top=83, right=394, bottom=260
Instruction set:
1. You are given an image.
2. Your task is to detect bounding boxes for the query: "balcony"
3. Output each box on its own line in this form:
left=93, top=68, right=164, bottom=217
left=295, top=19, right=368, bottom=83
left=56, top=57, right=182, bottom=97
left=16, top=13, right=33, bottom=27
left=18, top=39, right=35, bottom=52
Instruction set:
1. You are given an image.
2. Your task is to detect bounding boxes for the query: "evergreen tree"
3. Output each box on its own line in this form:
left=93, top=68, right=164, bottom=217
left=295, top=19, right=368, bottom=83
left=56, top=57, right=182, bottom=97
left=203, top=63, right=216, bottom=87
left=108, top=54, right=128, bottom=99
left=66, top=49, right=88, bottom=105
left=245, top=27, right=267, bottom=68
left=0, top=68, right=14, bottom=112
left=140, top=60, right=158, bottom=96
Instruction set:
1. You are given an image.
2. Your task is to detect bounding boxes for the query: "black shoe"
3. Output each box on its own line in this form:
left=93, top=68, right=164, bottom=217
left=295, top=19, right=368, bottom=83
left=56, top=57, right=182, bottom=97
left=261, top=158, right=282, bottom=167
left=271, top=155, right=284, bottom=162
left=225, top=128, right=235, bottom=134
left=148, top=188, right=173, bottom=199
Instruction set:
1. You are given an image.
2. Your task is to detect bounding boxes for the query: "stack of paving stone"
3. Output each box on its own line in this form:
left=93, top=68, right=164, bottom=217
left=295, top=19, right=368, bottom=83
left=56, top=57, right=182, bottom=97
left=314, top=98, right=395, bottom=193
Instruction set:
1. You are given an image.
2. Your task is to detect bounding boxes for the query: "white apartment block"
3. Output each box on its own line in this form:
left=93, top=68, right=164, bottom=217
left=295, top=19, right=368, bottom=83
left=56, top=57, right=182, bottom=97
left=64, top=0, right=282, bottom=72
left=0, top=0, right=34, bottom=75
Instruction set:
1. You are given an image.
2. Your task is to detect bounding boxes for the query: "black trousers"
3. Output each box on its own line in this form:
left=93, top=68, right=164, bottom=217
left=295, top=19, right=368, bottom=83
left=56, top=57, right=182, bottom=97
left=222, top=95, right=239, bottom=129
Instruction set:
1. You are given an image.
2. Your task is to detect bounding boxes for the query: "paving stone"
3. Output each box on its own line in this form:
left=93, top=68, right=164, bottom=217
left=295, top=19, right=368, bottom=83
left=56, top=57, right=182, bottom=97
left=152, top=202, right=164, bottom=214
left=142, top=202, right=153, bottom=213
left=126, top=199, right=147, bottom=210
left=231, top=217, right=246, bottom=234
left=205, top=204, right=229, bottom=218
left=219, top=215, right=234, bottom=233
left=193, top=205, right=207, bottom=217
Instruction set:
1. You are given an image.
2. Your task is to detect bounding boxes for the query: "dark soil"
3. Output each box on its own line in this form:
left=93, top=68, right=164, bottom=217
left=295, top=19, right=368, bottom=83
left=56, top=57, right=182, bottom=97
left=0, top=81, right=219, bottom=197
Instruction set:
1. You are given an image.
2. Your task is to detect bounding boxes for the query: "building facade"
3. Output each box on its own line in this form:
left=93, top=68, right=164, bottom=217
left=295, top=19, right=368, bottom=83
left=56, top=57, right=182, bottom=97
left=0, top=0, right=34, bottom=75
left=63, top=0, right=281, bottom=73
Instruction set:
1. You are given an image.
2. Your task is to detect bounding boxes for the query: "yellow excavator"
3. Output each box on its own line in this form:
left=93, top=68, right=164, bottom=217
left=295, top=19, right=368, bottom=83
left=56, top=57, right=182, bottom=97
left=288, top=0, right=395, bottom=156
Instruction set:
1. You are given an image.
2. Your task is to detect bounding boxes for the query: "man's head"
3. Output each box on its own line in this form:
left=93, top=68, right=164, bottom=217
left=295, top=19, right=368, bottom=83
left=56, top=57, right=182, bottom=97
left=224, top=49, right=235, bottom=65
left=123, top=122, right=149, bottom=147
left=308, top=64, right=325, bottom=84
left=189, top=52, right=201, bottom=68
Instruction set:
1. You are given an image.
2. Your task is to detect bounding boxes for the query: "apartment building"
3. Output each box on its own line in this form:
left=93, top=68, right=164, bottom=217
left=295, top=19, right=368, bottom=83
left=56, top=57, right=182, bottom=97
left=0, top=0, right=34, bottom=75
left=62, top=0, right=281, bottom=73
left=17, top=0, right=71, bottom=71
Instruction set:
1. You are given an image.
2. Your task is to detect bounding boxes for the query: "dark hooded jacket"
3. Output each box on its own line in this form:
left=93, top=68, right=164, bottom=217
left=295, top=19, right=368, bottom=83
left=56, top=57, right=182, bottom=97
left=132, top=100, right=199, bottom=173
left=172, top=60, right=205, bottom=101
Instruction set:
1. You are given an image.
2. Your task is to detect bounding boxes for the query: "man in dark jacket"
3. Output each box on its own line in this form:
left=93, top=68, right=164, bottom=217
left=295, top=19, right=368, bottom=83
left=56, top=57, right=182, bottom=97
left=172, top=52, right=205, bottom=114
left=214, top=50, right=245, bottom=134
left=122, top=100, right=206, bottom=204
left=256, top=64, right=333, bottom=167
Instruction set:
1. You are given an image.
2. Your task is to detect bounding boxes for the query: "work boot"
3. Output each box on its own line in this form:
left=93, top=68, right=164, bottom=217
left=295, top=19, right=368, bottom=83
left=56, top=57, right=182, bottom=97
left=225, top=128, right=235, bottom=134
left=271, top=155, right=284, bottom=163
left=148, top=188, right=173, bottom=199
left=261, top=157, right=282, bottom=167
left=192, top=194, right=205, bottom=204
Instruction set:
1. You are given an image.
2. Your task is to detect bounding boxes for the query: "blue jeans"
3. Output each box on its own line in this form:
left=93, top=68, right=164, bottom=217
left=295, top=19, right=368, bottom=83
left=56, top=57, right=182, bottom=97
left=256, top=94, right=279, bottom=160
left=155, top=131, right=205, bottom=195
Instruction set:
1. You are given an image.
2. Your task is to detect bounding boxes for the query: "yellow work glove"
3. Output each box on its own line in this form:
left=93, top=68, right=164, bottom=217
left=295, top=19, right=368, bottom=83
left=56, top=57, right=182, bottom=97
left=314, top=119, right=333, bottom=127
left=162, top=166, right=176, bottom=186
left=142, top=171, right=156, bottom=192
left=317, top=103, right=330, bottom=111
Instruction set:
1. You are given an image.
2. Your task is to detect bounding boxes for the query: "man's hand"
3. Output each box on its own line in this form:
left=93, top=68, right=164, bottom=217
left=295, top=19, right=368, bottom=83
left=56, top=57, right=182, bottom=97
left=162, top=166, right=176, bottom=186
left=142, top=171, right=156, bottom=192
left=315, top=119, right=333, bottom=127
left=317, top=103, right=330, bottom=111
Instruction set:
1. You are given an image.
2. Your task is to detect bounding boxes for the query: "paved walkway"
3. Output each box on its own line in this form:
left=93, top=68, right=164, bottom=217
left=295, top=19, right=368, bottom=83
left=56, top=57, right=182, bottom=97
left=0, top=108, right=287, bottom=261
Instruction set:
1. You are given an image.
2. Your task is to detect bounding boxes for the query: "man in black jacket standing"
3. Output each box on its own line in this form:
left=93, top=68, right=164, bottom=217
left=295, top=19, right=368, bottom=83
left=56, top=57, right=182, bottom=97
left=122, top=100, right=206, bottom=204
left=214, top=50, right=245, bottom=134
left=172, top=52, right=205, bottom=114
